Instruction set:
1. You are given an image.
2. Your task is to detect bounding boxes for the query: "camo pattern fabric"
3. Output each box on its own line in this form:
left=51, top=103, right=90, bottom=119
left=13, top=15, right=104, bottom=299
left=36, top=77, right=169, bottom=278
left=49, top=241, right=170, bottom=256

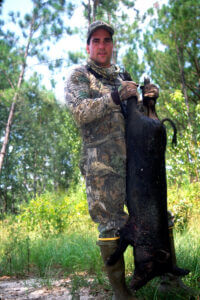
left=65, top=59, right=129, bottom=237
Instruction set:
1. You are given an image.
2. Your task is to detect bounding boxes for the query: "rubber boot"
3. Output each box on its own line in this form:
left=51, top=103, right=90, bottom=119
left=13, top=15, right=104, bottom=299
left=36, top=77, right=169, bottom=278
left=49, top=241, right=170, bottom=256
left=97, top=239, right=138, bottom=300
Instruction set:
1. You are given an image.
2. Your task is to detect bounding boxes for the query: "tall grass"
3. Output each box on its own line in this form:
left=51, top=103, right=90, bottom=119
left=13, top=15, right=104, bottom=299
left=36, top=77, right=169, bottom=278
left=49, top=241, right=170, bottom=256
left=0, top=182, right=199, bottom=299
left=0, top=219, right=199, bottom=298
left=0, top=217, right=100, bottom=277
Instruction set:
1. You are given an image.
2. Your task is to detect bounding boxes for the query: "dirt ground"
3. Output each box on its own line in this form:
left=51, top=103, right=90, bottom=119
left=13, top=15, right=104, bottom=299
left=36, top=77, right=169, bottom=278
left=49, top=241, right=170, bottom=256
left=1, top=276, right=199, bottom=299
left=0, top=277, right=106, bottom=300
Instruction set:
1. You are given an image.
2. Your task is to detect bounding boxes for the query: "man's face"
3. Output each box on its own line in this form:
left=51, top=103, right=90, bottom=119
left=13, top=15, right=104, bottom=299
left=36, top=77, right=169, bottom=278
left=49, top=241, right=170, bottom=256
left=86, top=28, right=113, bottom=68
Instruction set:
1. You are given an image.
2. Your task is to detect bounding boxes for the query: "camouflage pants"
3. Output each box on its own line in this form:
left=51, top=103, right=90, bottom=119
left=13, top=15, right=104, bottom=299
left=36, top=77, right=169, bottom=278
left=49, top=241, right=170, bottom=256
left=83, top=137, right=128, bottom=238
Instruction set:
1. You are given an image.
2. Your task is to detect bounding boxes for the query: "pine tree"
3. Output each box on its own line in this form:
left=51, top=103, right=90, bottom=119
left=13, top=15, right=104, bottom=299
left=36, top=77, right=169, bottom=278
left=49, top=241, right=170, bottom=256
left=0, top=0, right=75, bottom=172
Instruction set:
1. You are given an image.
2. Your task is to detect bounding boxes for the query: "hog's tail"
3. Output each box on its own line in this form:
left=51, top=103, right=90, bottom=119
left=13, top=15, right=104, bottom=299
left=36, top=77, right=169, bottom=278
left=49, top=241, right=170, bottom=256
left=161, top=118, right=177, bottom=146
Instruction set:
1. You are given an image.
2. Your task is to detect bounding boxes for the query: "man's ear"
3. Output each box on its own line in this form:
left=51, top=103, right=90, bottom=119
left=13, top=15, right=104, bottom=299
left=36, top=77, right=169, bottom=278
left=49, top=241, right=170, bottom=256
left=86, top=44, right=90, bottom=54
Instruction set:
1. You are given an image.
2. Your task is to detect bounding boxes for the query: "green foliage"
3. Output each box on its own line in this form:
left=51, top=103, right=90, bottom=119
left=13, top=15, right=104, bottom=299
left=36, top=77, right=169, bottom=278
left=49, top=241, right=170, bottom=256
left=68, top=51, right=86, bottom=65
left=122, top=48, right=145, bottom=83
left=142, top=0, right=200, bottom=94
left=120, top=0, right=200, bottom=183
left=16, top=182, right=89, bottom=236
left=168, top=182, right=200, bottom=230
left=0, top=78, right=82, bottom=212
left=0, top=182, right=99, bottom=276
left=0, top=0, right=78, bottom=182
left=160, top=90, right=200, bottom=183
left=0, top=183, right=199, bottom=297
left=1, top=0, right=75, bottom=66
left=0, top=40, right=20, bottom=89
left=0, top=0, right=83, bottom=212
left=0, top=217, right=30, bottom=276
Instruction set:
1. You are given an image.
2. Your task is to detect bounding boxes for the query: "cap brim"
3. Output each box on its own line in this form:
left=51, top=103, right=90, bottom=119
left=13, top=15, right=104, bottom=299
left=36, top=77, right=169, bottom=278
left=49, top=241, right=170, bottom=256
left=87, top=25, right=114, bottom=44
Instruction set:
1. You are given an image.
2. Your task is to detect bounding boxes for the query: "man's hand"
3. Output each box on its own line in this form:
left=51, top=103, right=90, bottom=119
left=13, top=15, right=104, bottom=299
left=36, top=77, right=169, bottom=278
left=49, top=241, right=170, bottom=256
left=119, top=81, right=139, bottom=101
left=142, top=83, right=159, bottom=100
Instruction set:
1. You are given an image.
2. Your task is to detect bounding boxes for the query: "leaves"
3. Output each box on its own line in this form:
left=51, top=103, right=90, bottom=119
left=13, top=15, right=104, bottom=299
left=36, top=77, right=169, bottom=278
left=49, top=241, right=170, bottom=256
left=17, top=184, right=88, bottom=236
left=137, top=0, right=200, bottom=182
left=0, top=77, right=81, bottom=212
left=0, top=0, right=78, bottom=178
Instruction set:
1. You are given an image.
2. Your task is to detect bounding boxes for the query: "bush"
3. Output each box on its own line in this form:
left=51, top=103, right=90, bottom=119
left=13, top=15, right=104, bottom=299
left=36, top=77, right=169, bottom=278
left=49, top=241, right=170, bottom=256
left=0, top=218, right=30, bottom=276
left=17, top=182, right=90, bottom=236
left=168, top=182, right=200, bottom=230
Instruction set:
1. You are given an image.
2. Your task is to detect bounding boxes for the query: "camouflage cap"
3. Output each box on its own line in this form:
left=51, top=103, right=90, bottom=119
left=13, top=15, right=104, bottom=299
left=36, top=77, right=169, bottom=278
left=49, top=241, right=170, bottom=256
left=87, top=20, right=114, bottom=44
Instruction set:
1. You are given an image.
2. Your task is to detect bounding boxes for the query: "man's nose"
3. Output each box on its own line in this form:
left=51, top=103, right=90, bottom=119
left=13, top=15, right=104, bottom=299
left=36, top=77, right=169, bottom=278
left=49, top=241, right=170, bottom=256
left=99, top=41, right=106, bottom=48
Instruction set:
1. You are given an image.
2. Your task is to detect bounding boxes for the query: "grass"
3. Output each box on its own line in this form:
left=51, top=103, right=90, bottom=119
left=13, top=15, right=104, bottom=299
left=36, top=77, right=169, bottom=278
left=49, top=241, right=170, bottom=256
left=0, top=211, right=199, bottom=299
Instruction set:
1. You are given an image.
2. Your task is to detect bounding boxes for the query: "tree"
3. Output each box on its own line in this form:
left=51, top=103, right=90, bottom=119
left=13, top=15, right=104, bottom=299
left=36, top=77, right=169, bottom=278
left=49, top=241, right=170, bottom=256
left=0, top=76, right=81, bottom=213
left=0, top=0, right=75, bottom=172
left=140, top=0, right=200, bottom=182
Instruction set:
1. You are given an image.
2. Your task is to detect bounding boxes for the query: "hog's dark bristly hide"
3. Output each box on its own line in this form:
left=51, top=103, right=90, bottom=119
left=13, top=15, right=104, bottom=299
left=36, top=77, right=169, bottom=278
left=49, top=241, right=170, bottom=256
left=107, top=78, right=189, bottom=290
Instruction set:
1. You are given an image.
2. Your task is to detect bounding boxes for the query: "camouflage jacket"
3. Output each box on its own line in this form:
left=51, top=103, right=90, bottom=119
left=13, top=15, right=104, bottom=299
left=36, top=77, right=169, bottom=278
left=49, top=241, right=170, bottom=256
left=65, top=59, right=129, bottom=177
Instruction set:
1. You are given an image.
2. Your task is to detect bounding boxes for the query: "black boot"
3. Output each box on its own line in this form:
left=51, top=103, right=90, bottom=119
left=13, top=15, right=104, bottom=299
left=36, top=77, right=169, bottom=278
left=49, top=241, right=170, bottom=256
left=97, top=239, right=138, bottom=300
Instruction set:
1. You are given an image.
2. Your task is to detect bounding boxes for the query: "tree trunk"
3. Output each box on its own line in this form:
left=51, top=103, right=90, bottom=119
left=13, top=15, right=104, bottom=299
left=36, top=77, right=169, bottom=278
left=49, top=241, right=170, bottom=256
left=87, top=0, right=91, bottom=24
left=175, top=43, right=191, bottom=120
left=33, top=154, right=37, bottom=199
left=93, top=0, right=99, bottom=21
left=0, top=14, right=35, bottom=173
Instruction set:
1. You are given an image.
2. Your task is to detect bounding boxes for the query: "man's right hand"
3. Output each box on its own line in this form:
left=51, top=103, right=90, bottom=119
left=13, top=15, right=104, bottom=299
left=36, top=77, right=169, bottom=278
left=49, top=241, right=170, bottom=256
left=119, top=81, right=139, bottom=101
left=141, top=83, right=159, bottom=100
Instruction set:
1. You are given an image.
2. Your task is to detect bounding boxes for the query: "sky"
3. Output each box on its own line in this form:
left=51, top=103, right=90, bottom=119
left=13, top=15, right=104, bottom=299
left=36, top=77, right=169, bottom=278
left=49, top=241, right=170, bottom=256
left=1, top=0, right=168, bottom=103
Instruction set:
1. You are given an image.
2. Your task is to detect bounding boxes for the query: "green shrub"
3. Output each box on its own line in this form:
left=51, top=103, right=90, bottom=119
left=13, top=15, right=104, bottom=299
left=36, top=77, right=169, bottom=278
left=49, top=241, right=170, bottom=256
left=16, top=182, right=89, bottom=236
left=168, top=182, right=200, bottom=229
left=0, top=219, right=30, bottom=276
left=12, top=180, right=200, bottom=235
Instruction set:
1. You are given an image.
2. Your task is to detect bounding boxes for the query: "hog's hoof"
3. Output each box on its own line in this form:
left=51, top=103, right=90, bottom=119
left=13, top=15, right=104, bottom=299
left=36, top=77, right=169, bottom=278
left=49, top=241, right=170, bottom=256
left=171, top=266, right=190, bottom=277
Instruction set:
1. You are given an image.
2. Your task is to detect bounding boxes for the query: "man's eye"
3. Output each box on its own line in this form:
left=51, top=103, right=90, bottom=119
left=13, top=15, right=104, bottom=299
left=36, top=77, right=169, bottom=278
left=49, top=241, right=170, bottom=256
left=93, top=39, right=99, bottom=44
left=105, top=38, right=112, bottom=43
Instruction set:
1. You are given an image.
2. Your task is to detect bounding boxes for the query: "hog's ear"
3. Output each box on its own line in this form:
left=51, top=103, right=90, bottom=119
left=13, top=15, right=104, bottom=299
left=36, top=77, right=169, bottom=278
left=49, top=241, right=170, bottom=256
left=144, top=77, right=150, bottom=85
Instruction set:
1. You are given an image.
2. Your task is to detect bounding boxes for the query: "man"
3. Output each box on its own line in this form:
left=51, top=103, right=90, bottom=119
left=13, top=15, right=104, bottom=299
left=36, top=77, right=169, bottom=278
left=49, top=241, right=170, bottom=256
left=65, top=20, right=186, bottom=300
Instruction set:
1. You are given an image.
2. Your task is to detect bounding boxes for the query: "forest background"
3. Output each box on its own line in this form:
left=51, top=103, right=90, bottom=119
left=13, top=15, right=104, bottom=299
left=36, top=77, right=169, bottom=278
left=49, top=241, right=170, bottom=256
left=0, top=0, right=199, bottom=299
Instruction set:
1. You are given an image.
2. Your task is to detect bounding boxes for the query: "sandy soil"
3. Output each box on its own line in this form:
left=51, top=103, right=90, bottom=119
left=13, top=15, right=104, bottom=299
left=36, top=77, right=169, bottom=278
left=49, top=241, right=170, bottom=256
left=0, top=277, right=106, bottom=300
